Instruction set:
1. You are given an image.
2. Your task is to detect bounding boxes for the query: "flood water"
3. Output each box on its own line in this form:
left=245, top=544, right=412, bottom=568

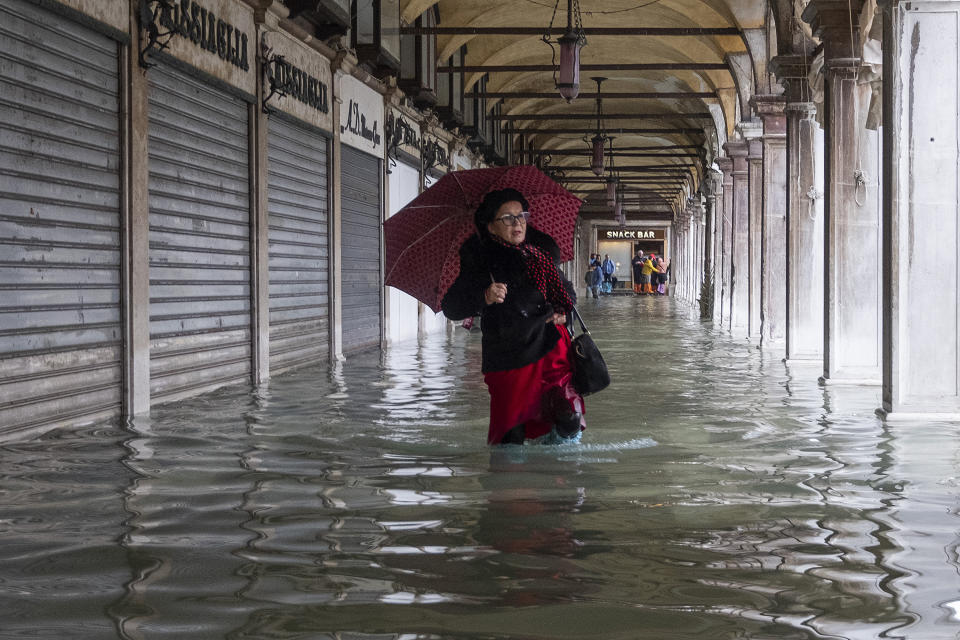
left=3, top=297, right=960, bottom=639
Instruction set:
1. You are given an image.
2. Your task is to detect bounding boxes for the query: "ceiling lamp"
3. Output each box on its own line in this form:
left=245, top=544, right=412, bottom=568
left=544, top=0, right=586, bottom=102
left=605, top=136, right=618, bottom=207
left=616, top=183, right=626, bottom=227
left=590, top=77, right=606, bottom=175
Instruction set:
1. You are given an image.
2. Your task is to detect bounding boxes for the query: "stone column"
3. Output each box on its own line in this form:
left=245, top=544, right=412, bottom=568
left=716, top=157, right=734, bottom=327
left=704, top=177, right=720, bottom=322
left=251, top=20, right=271, bottom=384
left=723, top=142, right=750, bottom=337
left=689, top=207, right=697, bottom=302
left=743, top=128, right=764, bottom=341
left=123, top=1, right=151, bottom=414
left=880, top=0, right=960, bottom=418
left=771, top=56, right=826, bottom=362
left=752, top=96, right=789, bottom=349
left=805, top=1, right=883, bottom=384
left=329, top=69, right=346, bottom=363
left=677, top=215, right=688, bottom=301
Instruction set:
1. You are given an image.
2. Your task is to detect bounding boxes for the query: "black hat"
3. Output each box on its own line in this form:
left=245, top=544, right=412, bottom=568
left=474, top=188, right=530, bottom=234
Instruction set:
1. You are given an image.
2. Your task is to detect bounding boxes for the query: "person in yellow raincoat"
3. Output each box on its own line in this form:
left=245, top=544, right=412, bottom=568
left=640, top=254, right=659, bottom=294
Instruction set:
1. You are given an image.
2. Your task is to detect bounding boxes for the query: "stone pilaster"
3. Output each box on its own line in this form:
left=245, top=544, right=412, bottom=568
left=123, top=0, right=151, bottom=415
left=805, top=0, right=883, bottom=384
left=703, top=175, right=721, bottom=322
left=880, top=0, right=960, bottom=419
left=723, top=141, right=750, bottom=338
left=771, top=55, right=826, bottom=363
left=742, top=127, right=764, bottom=342
left=716, top=157, right=734, bottom=328
left=752, top=96, right=789, bottom=349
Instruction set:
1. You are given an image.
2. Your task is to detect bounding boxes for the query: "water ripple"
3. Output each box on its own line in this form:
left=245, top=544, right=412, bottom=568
left=3, top=299, right=960, bottom=638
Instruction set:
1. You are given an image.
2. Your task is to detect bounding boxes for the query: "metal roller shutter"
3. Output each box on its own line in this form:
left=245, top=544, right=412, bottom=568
left=267, top=116, right=330, bottom=373
left=340, top=145, right=382, bottom=353
left=0, top=0, right=121, bottom=436
left=147, top=64, right=251, bottom=403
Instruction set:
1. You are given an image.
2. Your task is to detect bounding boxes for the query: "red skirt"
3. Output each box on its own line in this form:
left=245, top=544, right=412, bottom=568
left=483, top=324, right=585, bottom=444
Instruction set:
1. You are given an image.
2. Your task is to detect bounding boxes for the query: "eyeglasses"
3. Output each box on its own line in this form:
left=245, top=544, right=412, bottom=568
left=494, top=212, right=530, bottom=227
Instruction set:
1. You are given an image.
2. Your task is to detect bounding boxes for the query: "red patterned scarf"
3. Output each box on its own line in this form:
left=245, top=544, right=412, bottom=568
left=490, top=235, right=573, bottom=312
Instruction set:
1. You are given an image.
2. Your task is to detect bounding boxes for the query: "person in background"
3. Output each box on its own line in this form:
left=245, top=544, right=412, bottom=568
left=660, top=257, right=671, bottom=295
left=441, top=188, right=585, bottom=445
left=631, top=249, right=645, bottom=294
left=640, top=253, right=659, bottom=294
left=601, top=254, right=615, bottom=284
left=654, top=256, right=666, bottom=294
left=584, top=260, right=602, bottom=299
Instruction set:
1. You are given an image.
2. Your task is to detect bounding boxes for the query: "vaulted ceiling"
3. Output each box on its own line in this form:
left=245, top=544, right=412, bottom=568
left=399, top=0, right=790, bottom=220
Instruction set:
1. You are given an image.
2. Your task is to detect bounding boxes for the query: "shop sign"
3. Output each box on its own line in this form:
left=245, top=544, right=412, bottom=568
left=339, top=75, right=383, bottom=156
left=598, top=228, right=665, bottom=240
left=386, top=108, right=420, bottom=160
left=140, top=0, right=255, bottom=94
left=421, top=136, right=449, bottom=174
left=261, top=31, right=332, bottom=131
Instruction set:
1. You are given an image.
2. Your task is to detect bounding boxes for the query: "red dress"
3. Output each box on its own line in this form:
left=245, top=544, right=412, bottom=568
left=483, top=324, right=585, bottom=443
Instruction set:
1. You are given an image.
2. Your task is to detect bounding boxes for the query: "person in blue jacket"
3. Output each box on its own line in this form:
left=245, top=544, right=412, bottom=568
left=601, top=254, right=615, bottom=284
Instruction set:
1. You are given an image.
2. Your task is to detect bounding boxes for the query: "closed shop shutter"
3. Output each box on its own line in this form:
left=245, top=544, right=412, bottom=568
left=267, top=115, right=330, bottom=373
left=0, top=0, right=122, bottom=436
left=340, top=145, right=382, bottom=353
left=147, top=64, right=251, bottom=403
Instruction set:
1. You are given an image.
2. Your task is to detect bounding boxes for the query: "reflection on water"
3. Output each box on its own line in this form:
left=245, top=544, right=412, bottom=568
left=2, top=298, right=960, bottom=638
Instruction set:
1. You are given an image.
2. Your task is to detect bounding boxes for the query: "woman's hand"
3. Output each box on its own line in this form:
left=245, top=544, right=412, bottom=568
left=485, top=282, right=507, bottom=305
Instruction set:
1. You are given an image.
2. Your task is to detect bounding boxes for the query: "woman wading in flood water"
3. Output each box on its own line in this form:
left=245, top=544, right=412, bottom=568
left=441, top=189, right=585, bottom=445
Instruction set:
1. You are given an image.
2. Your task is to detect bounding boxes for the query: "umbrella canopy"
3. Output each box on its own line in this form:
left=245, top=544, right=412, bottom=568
left=384, top=165, right=582, bottom=313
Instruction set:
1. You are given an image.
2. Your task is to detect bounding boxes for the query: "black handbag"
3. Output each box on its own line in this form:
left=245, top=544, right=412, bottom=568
left=568, top=306, right=610, bottom=395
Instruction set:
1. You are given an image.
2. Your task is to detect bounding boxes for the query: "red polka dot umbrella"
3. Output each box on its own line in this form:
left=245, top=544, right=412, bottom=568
left=384, top=165, right=582, bottom=313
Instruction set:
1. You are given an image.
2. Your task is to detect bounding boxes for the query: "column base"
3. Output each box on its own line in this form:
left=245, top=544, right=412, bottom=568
left=818, top=376, right=882, bottom=386
left=876, top=408, right=960, bottom=422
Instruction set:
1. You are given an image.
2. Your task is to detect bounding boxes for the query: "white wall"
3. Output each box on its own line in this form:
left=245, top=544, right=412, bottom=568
left=387, top=162, right=422, bottom=344
left=419, top=172, right=448, bottom=336
left=597, top=241, right=634, bottom=283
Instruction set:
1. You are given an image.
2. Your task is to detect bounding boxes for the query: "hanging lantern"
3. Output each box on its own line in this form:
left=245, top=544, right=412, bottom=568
left=588, top=77, right=606, bottom=175
left=557, top=30, right=583, bottom=101
left=545, top=0, right=586, bottom=102
left=606, top=175, right=618, bottom=207
left=591, top=134, right=605, bottom=176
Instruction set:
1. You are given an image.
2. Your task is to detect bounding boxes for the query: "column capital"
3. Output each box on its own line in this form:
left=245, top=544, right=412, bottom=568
left=735, top=119, right=763, bottom=140
left=747, top=137, right=763, bottom=160
left=723, top=140, right=748, bottom=157
left=723, top=141, right=749, bottom=173
left=751, top=95, right=788, bottom=135
left=785, top=101, right=818, bottom=117
left=802, top=0, right=865, bottom=59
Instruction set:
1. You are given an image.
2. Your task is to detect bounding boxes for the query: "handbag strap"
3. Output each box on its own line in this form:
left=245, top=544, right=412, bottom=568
left=568, top=305, right=590, bottom=335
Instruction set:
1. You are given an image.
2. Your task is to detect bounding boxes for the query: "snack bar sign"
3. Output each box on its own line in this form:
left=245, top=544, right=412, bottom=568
left=599, top=229, right=665, bottom=240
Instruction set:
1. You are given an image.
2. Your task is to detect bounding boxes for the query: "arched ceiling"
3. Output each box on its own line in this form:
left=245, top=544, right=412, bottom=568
left=400, top=0, right=774, bottom=219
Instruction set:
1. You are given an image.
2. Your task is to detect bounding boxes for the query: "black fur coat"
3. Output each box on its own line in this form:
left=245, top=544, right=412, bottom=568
left=441, top=226, right=576, bottom=372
